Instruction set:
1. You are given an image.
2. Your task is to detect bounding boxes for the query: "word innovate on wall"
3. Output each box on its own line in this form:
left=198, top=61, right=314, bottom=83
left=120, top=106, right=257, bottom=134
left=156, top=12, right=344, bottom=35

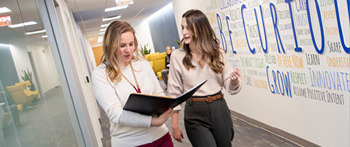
left=215, top=0, right=350, bottom=55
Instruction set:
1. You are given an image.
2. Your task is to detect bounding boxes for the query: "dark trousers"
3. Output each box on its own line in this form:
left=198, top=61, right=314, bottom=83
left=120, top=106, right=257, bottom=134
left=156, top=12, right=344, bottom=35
left=161, top=69, right=169, bottom=85
left=7, top=105, right=20, bottom=124
left=184, top=97, right=234, bottom=147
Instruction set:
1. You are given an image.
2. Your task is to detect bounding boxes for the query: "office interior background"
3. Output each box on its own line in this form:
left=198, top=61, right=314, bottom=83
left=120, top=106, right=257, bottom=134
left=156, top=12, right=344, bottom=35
left=0, top=0, right=348, bottom=147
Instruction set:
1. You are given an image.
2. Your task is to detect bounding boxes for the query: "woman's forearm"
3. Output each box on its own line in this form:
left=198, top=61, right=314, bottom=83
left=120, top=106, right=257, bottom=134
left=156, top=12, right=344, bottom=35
left=171, top=111, right=180, bottom=129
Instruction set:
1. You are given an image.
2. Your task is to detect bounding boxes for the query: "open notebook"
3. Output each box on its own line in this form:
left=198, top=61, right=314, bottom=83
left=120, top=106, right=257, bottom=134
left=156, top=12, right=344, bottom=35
left=123, top=80, right=207, bottom=117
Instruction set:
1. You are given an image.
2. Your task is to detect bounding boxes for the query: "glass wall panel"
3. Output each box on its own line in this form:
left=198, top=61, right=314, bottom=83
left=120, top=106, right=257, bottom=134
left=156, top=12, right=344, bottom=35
left=0, top=0, right=79, bottom=146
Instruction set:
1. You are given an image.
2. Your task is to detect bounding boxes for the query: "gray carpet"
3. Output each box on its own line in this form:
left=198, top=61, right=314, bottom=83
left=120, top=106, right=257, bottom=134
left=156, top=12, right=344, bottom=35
left=99, top=80, right=302, bottom=147
left=2, top=86, right=78, bottom=147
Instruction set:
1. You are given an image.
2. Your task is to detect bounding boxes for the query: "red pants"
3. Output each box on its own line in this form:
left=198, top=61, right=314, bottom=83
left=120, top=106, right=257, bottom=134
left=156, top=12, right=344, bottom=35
left=137, top=133, right=174, bottom=147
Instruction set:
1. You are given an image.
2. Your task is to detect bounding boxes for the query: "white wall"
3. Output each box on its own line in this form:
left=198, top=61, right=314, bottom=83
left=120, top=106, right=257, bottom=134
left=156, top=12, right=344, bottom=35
left=29, top=45, right=60, bottom=93
left=132, top=20, right=156, bottom=53
left=10, top=43, right=60, bottom=94
left=84, top=36, right=97, bottom=70
left=171, top=0, right=209, bottom=40
left=10, top=44, right=39, bottom=90
left=171, top=0, right=349, bottom=147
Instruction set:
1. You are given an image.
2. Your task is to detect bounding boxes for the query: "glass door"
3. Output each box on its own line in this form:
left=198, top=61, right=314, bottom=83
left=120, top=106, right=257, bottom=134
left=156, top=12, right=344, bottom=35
left=0, top=0, right=84, bottom=146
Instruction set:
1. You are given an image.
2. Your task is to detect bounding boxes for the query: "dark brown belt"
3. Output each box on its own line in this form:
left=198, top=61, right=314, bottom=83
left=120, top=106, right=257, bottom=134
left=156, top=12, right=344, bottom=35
left=187, top=92, right=223, bottom=103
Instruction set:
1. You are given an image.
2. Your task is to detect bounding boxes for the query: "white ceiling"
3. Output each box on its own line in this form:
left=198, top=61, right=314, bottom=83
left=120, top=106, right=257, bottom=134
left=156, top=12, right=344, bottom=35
left=0, top=0, right=46, bottom=45
left=0, top=0, right=171, bottom=45
left=67, top=0, right=172, bottom=41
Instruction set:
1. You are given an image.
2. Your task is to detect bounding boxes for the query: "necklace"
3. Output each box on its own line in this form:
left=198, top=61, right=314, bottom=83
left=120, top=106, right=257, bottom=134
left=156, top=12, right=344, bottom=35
left=122, top=63, right=141, bottom=93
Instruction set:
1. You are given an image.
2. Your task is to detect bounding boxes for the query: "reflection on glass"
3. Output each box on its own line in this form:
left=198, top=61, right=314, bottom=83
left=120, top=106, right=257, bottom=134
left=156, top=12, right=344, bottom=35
left=0, top=0, right=78, bottom=146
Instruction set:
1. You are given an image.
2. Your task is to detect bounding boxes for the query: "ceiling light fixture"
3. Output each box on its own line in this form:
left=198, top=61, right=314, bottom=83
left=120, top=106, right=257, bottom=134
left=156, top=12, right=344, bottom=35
left=101, top=23, right=110, bottom=27
left=0, top=7, right=11, bottom=13
left=105, top=5, right=128, bottom=12
left=103, top=15, right=121, bottom=21
left=0, top=43, right=9, bottom=47
left=99, top=32, right=105, bottom=35
left=97, top=36, right=103, bottom=43
left=25, top=29, right=46, bottom=35
left=42, top=35, right=48, bottom=38
left=8, top=21, right=37, bottom=28
left=100, top=28, right=106, bottom=32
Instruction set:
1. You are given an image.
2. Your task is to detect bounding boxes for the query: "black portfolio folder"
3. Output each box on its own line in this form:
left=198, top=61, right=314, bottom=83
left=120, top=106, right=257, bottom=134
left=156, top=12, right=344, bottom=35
left=123, top=80, right=207, bottom=117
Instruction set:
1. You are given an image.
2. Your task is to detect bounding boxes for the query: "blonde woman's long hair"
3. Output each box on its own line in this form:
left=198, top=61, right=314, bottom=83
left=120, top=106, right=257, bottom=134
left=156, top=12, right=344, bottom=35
left=102, top=20, right=141, bottom=83
left=165, top=46, right=171, bottom=63
left=181, top=9, right=224, bottom=73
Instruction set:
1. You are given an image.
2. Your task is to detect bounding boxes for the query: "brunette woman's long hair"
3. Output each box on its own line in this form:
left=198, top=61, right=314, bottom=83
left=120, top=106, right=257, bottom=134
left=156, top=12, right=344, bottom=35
left=102, top=20, right=141, bottom=83
left=181, top=9, right=224, bottom=73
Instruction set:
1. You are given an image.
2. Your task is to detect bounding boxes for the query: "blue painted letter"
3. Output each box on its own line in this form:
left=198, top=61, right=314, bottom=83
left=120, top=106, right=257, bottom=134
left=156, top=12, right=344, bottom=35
left=306, top=0, right=325, bottom=54
left=286, top=0, right=303, bottom=52
left=255, top=5, right=268, bottom=53
left=241, top=4, right=256, bottom=54
left=334, top=0, right=350, bottom=54
left=226, top=16, right=237, bottom=54
left=217, top=13, right=227, bottom=52
left=270, top=3, right=286, bottom=53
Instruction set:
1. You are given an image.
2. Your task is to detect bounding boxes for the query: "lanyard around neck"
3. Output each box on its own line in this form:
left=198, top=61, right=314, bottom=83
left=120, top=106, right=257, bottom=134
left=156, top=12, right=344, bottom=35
left=122, top=63, right=141, bottom=93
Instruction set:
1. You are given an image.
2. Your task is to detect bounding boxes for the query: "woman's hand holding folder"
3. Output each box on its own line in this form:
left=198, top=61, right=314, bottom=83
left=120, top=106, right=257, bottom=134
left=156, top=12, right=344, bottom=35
left=150, top=108, right=173, bottom=127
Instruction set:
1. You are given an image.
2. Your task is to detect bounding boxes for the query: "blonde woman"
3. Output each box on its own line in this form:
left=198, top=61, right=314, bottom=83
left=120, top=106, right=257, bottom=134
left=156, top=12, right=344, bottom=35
left=91, top=20, right=173, bottom=147
left=168, top=10, right=242, bottom=147
left=161, top=46, right=172, bottom=90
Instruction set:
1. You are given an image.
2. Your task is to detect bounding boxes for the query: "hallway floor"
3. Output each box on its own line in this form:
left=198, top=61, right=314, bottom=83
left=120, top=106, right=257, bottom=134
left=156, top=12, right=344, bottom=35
left=2, top=87, right=77, bottom=147
left=99, top=80, right=302, bottom=147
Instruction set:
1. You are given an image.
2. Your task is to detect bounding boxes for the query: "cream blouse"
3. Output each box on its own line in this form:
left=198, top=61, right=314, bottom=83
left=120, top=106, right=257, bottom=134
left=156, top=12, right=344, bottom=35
left=168, top=49, right=242, bottom=111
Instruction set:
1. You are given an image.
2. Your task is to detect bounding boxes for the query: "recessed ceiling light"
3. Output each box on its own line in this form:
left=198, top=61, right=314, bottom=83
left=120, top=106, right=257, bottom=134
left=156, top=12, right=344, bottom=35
left=97, top=36, right=103, bottom=43
left=105, top=5, right=128, bottom=12
left=101, top=23, right=109, bottom=27
left=0, top=7, right=11, bottom=13
left=25, top=29, right=46, bottom=35
left=99, top=32, right=105, bottom=35
left=42, top=35, right=48, bottom=38
left=100, top=28, right=106, bottom=32
left=103, top=15, right=121, bottom=21
left=8, top=21, right=37, bottom=28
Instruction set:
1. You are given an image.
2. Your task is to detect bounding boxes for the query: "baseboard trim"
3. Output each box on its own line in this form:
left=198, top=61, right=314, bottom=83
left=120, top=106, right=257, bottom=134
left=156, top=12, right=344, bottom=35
left=230, top=110, right=320, bottom=147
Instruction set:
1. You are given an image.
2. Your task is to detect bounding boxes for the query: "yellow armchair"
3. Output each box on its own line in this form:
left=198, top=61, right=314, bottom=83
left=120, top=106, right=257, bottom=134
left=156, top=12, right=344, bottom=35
left=149, top=61, right=154, bottom=68
left=145, top=52, right=166, bottom=80
left=0, top=91, right=23, bottom=127
left=7, top=81, right=39, bottom=106
left=15, top=80, right=31, bottom=88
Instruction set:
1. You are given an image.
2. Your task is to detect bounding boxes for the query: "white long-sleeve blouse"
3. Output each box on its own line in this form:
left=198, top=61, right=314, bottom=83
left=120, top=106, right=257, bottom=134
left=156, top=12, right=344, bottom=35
left=91, top=59, right=168, bottom=147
